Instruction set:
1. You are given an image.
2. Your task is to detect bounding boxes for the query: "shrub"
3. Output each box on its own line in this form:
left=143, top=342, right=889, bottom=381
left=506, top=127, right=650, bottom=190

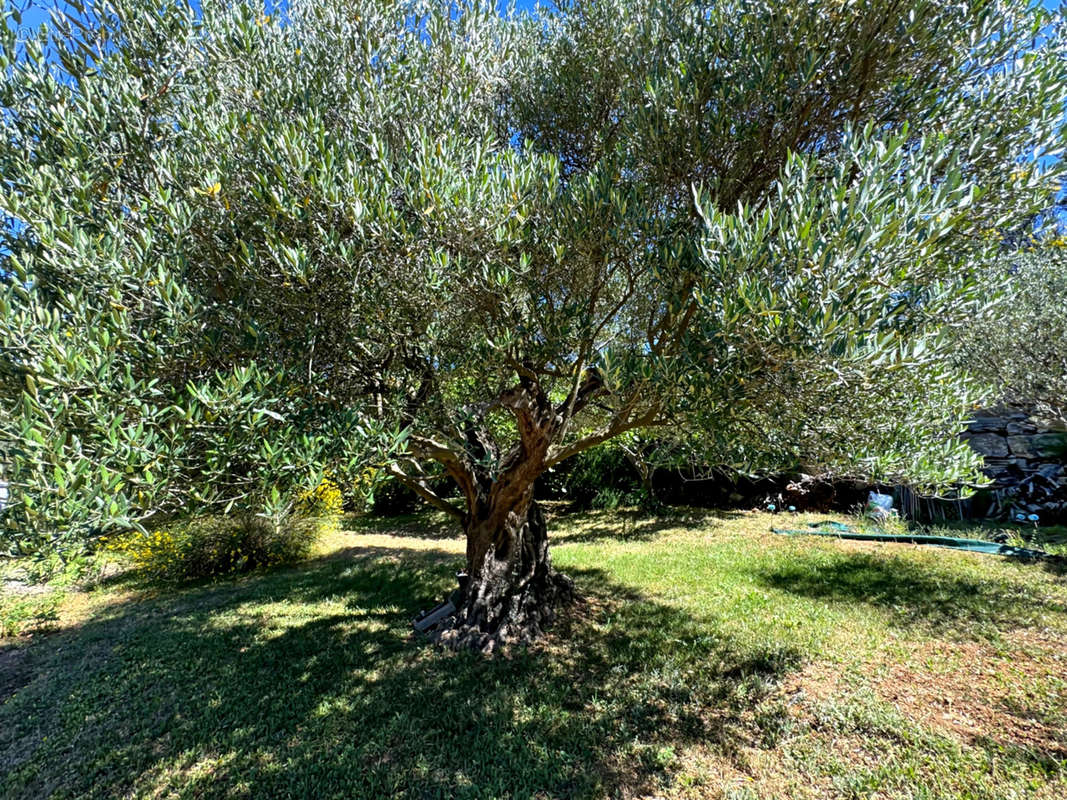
left=103, top=513, right=327, bottom=582
left=295, top=477, right=345, bottom=519
left=546, top=444, right=646, bottom=510
left=370, top=479, right=421, bottom=515
left=369, top=473, right=457, bottom=516
left=589, top=487, right=628, bottom=511
left=7, top=548, right=108, bottom=586
left=1, top=592, right=61, bottom=637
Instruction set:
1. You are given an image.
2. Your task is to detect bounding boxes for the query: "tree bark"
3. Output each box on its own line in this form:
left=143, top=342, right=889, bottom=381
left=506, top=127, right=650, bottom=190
left=414, top=373, right=620, bottom=650
left=435, top=498, right=573, bottom=652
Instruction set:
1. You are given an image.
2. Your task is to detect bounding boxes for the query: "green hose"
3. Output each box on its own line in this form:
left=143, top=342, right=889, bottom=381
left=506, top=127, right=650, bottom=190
left=772, top=521, right=1054, bottom=560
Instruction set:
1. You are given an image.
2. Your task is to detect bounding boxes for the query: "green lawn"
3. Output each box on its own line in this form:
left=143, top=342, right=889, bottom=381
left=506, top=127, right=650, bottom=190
left=2, top=509, right=1065, bottom=799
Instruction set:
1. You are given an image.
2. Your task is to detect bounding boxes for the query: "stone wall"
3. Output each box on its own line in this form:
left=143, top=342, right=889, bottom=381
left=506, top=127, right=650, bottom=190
left=962, top=408, right=1067, bottom=522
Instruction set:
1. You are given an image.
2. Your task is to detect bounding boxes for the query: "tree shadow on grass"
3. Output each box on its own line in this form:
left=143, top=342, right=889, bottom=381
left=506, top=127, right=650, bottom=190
left=339, top=506, right=744, bottom=548
left=550, top=507, right=745, bottom=546
left=0, top=644, right=30, bottom=703
left=0, top=547, right=800, bottom=800
left=753, top=550, right=1067, bottom=638
left=342, top=511, right=461, bottom=540
left=1038, top=555, right=1067, bottom=579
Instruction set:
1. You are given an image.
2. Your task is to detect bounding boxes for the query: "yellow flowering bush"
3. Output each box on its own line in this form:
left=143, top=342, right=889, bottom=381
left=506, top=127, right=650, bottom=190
left=295, top=477, right=344, bottom=518
left=102, top=512, right=326, bottom=582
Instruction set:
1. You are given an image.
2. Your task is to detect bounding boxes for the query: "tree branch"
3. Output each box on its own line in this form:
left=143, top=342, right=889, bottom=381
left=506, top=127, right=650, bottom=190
left=385, top=464, right=465, bottom=521
left=545, top=401, right=665, bottom=468
left=407, top=434, right=480, bottom=516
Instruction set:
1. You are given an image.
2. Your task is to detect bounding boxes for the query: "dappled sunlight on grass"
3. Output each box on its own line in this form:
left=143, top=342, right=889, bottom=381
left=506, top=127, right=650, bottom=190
left=0, top=550, right=803, bottom=798
left=752, top=548, right=1067, bottom=638
left=339, top=510, right=462, bottom=541
left=2, top=509, right=1066, bottom=798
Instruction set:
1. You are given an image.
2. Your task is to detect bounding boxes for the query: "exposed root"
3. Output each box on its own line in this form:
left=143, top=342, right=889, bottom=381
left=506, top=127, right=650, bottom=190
left=433, top=570, right=575, bottom=653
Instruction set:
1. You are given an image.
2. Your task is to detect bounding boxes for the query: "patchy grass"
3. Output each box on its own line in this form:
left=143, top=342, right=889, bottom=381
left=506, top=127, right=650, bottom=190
left=929, top=519, right=1067, bottom=558
left=1, top=509, right=1065, bottom=799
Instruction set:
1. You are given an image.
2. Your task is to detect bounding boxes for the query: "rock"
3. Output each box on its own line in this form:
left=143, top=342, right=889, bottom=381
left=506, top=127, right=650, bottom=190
left=958, top=408, right=1066, bottom=522
left=1007, top=421, right=1038, bottom=435
left=1036, top=464, right=1064, bottom=480
left=967, top=433, right=1010, bottom=457
left=968, top=417, right=1007, bottom=433
left=1007, top=436, right=1036, bottom=458
left=981, top=457, right=1011, bottom=468
left=1033, top=433, right=1067, bottom=458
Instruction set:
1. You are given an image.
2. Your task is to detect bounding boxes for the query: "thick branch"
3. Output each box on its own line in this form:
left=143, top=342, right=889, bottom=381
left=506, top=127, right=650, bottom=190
left=556, top=367, right=607, bottom=427
left=407, top=434, right=480, bottom=516
left=385, top=464, right=465, bottom=520
left=545, top=401, right=665, bottom=468
left=499, top=378, right=552, bottom=456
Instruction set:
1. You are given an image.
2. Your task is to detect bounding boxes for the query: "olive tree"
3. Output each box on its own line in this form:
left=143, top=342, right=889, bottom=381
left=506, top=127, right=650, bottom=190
left=2, top=0, right=1064, bottom=648
left=958, top=234, right=1067, bottom=429
left=0, top=0, right=400, bottom=556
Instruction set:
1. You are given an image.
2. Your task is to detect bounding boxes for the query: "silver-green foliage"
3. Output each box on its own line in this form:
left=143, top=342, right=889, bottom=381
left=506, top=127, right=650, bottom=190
left=959, top=236, right=1067, bottom=429
left=0, top=1, right=403, bottom=556
left=1, top=0, right=1064, bottom=556
left=509, top=0, right=1066, bottom=490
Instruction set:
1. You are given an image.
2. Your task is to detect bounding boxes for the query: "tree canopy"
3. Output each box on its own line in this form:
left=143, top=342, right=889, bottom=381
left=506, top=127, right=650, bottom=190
left=2, top=0, right=1065, bottom=644
left=958, top=230, right=1067, bottom=429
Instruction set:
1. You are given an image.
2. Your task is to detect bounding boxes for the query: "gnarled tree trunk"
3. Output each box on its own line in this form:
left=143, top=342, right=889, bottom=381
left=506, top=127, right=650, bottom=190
left=400, top=369, right=645, bottom=651
left=435, top=493, right=573, bottom=653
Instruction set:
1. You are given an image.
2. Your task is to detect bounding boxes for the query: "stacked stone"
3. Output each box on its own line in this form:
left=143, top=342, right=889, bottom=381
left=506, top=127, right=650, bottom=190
left=962, top=408, right=1067, bottom=521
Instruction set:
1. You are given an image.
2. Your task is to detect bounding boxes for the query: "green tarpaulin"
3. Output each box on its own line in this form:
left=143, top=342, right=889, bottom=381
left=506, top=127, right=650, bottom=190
left=772, top=521, right=1055, bottom=560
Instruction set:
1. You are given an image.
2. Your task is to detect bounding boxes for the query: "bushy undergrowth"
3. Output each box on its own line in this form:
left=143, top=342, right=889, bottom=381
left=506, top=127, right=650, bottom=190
left=3, top=549, right=106, bottom=586
left=103, top=512, right=331, bottom=582
left=1, top=592, right=61, bottom=637
left=541, top=443, right=648, bottom=509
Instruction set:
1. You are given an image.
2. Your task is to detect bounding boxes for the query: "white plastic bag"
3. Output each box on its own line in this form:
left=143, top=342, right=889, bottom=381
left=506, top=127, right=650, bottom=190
left=865, top=491, right=894, bottom=522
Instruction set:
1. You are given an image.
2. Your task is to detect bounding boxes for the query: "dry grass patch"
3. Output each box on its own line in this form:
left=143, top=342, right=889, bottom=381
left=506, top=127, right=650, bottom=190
left=872, top=631, right=1067, bottom=757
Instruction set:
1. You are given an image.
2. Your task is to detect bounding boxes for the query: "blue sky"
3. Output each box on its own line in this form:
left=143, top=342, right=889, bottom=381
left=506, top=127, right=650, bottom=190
left=10, top=1, right=547, bottom=29
left=9, top=0, right=1062, bottom=36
